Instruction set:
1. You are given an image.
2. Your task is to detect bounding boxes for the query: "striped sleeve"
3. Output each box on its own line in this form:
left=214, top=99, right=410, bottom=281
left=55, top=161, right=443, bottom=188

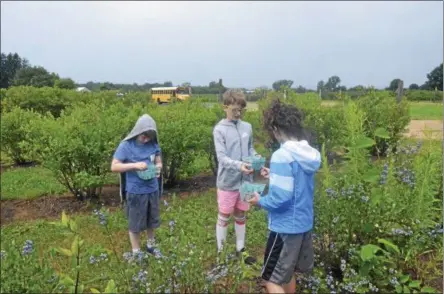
left=258, top=149, right=295, bottom=212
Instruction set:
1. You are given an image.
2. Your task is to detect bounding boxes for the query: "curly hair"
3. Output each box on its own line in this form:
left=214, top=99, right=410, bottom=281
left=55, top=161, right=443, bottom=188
left=262, top=99, right=305, bottom=141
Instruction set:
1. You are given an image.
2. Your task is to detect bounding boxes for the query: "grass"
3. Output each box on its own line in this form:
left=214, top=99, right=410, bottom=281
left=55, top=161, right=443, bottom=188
left=409, top=102, right=443, bottom=120
left=1, top=166, right=119, bottom=200
left=0, top=166, right=67, bottom=200
left=0, top=191, right=269, bottom=292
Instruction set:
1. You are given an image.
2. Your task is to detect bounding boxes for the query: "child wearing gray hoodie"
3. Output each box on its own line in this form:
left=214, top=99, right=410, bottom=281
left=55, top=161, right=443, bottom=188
left=111, top=114, right=164, bottom=258
left=213, top=89, right=260, bottom=265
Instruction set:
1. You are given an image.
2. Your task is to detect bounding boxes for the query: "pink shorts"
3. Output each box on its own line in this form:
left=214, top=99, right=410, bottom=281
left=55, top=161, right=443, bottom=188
left=217, top=189, right=250, bottom=214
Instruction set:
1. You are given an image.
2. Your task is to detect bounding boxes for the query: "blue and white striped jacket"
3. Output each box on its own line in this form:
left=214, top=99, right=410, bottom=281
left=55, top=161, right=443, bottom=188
left=258, top=140, right=321, bottom=234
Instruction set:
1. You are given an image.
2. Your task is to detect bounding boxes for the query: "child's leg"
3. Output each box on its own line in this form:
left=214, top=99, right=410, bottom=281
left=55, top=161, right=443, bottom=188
left=233, top=208, right=246, bottom=252
left=146, top=191, right=161, bottom=256
left=261, top=232, right=301, bottom=293
left=126, top=193, right=147, bottom=252
left=282, top=276, right=296, bottom=294
left=129, top=231, right=141, bottom=252
left=216, top=190, right=237, bottom=252
left=264, top=281, right=285, bottom=294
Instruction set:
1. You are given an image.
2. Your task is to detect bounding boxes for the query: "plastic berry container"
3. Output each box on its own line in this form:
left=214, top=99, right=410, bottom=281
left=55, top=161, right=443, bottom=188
left=242, top=155, right=266, bottom=171
left=136, top=165, right=158, bottom=180
left=240, top=182, right=266, bottom=201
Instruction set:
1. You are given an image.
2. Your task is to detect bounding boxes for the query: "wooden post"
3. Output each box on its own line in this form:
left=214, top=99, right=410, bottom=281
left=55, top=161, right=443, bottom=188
left=218, top=78, right=223, bottom=102
left=396, top=80, right=404, bottom=103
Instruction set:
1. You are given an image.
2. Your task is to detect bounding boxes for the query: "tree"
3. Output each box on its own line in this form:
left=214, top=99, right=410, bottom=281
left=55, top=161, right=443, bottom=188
left=425, top=63, right=443, bottom=91
left=13, top=66, right=59, bottom=88
left=294, top=85, right=307, bottom=93
left=0, top=52, right=30, bottom=88
left=317, top=80, right=325, bottom=92
left=408, top=83, right=419, bottom=90
left=272, top=80, right=294, bottom=91
left=163, top=81, right=173, bottom=87
left=55, top=78, right=76, bottom=90
left=181, top=82, right=191, bottom=88
left=324, top=76, right=341, bottom=92
left=387, top=79, right=402, bottom=91
left=99, top=82, right=117, bottom=91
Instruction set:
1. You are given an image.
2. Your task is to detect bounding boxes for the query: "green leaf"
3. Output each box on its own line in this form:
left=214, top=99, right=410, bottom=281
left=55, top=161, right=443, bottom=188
left=374, top=127, right=390, bottom=139
left=421, top=287, right=437, bottom=293
left=395, top=285, right=403, bottom=293
left=90, top=289, right=101, bottom=294
left=360, top=244, right=381, bottom=261
left=359, top=261, right=372, bottom=276
left=403, top=285, right=410, bottom=293
left=69, top=220, right=78, bottom=232
left=55, top=247, right=72, bottom=257
left=363, top=168, right=380, bottom=184
left=71, top=236, right=79, bottom=255
left=104, top=279, right=117, bottom=293
left=352, top=136, right=376, bottom=149
left=61, top=211, right=69, bottom=227
left=378, top=238, right=400, bottom=254
left=400, top=274, right=410, bottom=284
left=408, top=281, right=421, bottom=289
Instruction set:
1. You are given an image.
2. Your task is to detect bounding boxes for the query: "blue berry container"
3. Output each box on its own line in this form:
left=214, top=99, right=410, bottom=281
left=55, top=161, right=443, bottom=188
left=242, top=155, right=266, bottom=171
left=240, top=182, right=266, bottom=201
left=136, top=165, right=157, bottom=180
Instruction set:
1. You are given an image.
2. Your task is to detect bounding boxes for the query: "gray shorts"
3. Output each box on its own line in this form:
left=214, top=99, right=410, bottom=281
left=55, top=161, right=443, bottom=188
left=125, top=191, right=160, bottom=233
left=261, top=230, right=314, bottom=285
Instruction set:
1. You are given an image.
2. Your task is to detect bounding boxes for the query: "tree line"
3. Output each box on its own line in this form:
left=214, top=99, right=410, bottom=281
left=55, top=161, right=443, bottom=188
left=1, top=52, right=442, bottom=93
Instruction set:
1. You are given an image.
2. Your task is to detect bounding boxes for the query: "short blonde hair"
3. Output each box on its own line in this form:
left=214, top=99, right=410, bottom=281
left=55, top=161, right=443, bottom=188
left=222, top=89, right=247, bottom=108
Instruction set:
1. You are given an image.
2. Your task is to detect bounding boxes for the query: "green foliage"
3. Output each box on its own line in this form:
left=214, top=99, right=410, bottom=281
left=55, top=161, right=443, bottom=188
left=356, top=90, right=410, bottom=156
left=0, top=107, right=42, bottom=164
left=0, top=52, right=30, bottom=89
left=13, top=66, right=59, bottom=88
left=55, top=78, right=76, bottom=90
left=405, top=90, right=443, bottom=102
left=148, top=101, right=223, bottom=184
left=425, top=63, right=443, bottom=91
left=24, top=100, right=134, bottom=199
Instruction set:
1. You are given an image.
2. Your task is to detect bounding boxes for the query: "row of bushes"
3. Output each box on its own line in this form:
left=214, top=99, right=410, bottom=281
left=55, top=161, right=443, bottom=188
left=1, top=87, right=411, bottom=200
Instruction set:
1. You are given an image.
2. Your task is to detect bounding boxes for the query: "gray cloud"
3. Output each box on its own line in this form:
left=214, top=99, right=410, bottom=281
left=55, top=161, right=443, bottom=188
left=1, top=1, right=442, bottom=88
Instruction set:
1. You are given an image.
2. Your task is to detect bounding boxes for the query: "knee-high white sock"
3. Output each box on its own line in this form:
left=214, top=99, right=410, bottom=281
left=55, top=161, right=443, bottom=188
left=216, top=214, right=229, bottom=251
left=235, top=216, right=246, bottom=252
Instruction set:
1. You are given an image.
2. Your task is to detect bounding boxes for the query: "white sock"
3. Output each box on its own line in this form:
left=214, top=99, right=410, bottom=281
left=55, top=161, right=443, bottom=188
left=147, top=238, right=155, bottom=248
left=132, top=248, right=140, bottom=253
left=235, top=222, right=246, bottom=252
left=216, top=215, right=229, bottom=251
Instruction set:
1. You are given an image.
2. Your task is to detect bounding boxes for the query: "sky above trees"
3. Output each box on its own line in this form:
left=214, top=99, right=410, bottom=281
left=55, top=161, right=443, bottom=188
left=1, top=1, right=442, bottom=89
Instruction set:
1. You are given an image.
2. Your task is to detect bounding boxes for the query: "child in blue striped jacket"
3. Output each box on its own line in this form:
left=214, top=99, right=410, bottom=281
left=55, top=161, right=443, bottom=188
left=248, top=99, right=321, bottom=294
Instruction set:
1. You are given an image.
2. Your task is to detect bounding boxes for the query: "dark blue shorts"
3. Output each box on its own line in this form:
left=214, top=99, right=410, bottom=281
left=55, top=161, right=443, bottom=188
left=125, top=191, right=160, bottom=233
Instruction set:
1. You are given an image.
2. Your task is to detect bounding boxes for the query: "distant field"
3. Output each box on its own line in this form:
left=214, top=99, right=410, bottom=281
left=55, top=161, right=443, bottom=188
left=409, top=102, right=443, bottom=120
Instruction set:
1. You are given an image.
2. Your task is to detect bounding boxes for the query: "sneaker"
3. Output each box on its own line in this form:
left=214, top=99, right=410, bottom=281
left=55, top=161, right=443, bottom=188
left=146, top=246, right=164, bottom=259
left=236, top=248, right=257, bottom=265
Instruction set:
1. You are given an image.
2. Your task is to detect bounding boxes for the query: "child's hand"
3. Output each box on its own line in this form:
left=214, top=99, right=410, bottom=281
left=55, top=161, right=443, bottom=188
left=247, top=192, right=260, bottom=206
left=133, top=162, right=148, bottom=171
left=241, top=163, right=254, bottom=175
left=260, top=167, right=270, bottom=179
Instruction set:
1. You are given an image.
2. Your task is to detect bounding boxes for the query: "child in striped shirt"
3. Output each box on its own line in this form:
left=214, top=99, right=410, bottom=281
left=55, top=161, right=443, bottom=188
left=248, top=99, right=321, bottom=294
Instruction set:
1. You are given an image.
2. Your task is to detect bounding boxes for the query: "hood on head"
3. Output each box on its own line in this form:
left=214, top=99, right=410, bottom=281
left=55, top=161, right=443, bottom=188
left=123, top=114, right=158, bottom=143
left=282, top=140, right=321, bottom=173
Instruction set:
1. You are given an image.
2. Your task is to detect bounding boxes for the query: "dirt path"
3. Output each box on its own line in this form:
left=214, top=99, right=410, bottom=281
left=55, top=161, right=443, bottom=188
left=0, top=174, right=216, bottom=226
left=405, top=120, right=442, bottom=139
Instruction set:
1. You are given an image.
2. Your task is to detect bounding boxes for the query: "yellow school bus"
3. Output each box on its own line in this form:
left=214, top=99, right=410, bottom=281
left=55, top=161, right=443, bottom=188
left=151, top=86, right=191, bottom=104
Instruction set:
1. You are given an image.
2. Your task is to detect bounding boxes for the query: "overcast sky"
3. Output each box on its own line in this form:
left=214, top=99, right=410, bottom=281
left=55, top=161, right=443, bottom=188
left=1, top=1, right=443, bottom=89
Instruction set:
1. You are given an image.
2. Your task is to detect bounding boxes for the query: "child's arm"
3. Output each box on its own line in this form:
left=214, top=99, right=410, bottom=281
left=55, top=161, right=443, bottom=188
left=258, top=152, right=295, bottom=212
left=110, top=142, right=147, bottom=173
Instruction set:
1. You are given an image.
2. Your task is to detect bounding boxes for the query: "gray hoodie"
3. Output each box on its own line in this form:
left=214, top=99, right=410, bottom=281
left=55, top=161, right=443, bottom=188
left=213, top=119, right=258, bottom=191
left=119, top=114, right=163, bottom=202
